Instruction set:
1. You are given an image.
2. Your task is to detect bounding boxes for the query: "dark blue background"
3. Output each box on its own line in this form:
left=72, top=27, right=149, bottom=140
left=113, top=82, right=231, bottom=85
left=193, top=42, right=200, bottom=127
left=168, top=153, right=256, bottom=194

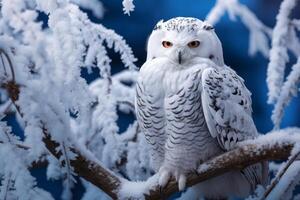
left=6, top=0, right=300, bottom=199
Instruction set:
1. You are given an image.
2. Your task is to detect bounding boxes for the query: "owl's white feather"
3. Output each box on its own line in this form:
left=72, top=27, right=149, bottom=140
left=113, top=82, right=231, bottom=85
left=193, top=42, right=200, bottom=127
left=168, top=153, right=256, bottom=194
left=135, top=17, right=268, bottom=199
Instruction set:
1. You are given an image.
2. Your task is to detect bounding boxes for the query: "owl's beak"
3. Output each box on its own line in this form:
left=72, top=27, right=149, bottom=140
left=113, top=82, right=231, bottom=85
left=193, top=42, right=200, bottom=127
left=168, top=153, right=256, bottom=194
left=178, top=51, right=182, bottom=64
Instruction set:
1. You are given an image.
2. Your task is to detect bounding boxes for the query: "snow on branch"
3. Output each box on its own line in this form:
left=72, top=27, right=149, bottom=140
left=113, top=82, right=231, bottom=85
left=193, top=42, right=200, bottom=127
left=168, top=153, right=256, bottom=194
left=263, top=149, right=300, bottom=199
left=267, top=0, right=299, bottom=104
left=206, top=0, right=272, bottom=57
left=0, top=1, right=137, bottom=198
left=122, top=0, right=135, bottom=16
left=0, top=120, right=54, bottom=200
left=272, top=58, right=300, bottom=128
left=70, top=0, right=105, bottom=18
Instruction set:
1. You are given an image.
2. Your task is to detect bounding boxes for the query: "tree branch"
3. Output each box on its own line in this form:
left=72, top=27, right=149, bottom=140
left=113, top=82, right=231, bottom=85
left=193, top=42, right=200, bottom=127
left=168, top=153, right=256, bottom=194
left=42, top=131, right=121, bottom=199
left=2, top=72, right=299, bottom=200
left=144, top=141, right=294, bottom=200
left=2, top=81, right=122, bottom=198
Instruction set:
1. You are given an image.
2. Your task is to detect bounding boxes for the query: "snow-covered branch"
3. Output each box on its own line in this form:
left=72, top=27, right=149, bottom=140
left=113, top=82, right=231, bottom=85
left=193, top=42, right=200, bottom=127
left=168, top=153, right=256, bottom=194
left=206, top=0, right=272, bottom=57
left=272, top=58, right=300, bottom=128
left=267, top=0, right=299, bottom=104
left=2, top=77, right=300, bottom=199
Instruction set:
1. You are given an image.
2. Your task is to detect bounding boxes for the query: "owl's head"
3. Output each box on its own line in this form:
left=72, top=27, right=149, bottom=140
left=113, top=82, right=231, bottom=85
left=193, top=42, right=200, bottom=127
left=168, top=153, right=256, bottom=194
left=147, top=17, right=224, bottom=66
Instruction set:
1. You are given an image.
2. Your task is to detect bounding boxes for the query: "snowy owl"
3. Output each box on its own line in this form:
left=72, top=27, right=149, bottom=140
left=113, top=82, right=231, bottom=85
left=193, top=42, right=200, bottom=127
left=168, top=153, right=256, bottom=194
left=135, top=17, right=268, bottom=199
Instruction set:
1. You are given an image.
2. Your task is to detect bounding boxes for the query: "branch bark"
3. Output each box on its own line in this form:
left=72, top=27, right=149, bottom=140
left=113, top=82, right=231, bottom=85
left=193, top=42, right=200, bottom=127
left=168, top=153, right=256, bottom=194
left=2, top=75, right=299, bottom=200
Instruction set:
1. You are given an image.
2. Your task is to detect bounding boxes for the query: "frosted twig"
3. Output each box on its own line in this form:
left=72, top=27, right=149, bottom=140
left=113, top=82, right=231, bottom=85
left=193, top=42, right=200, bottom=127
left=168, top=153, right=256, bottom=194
left=272, top=58, right=300, bottom=128
left=262, top=151, right=300, bottom=199
left=206, top=0, right=272, bottom=57
left=267, top=0, right=298, bottom=104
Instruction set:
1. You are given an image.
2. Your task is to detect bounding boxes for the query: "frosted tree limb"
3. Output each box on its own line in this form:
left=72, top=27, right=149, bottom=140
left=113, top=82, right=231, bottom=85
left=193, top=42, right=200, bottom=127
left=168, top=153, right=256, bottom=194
left=143, top=133, right=297, bottom=200
left=0, top=80, right=121, bottom=199
left=271, top=58, right=300, bottom=128
left=267, top=0, right=299, bottom=104
left=1, top=76, right=299, bottom=200
left=206, top=0, right=272, bottom=57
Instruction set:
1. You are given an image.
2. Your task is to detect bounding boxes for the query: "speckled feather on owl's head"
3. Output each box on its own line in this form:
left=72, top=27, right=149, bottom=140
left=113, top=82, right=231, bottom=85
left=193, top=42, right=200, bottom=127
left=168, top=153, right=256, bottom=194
left=147, top=17, right=224, bottom=66
left=153, top=17, right=213, bottom=32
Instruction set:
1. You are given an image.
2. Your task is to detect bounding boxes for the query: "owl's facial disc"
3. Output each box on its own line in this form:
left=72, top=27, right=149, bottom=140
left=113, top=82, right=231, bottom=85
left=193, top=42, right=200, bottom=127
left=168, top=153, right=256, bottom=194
left=147, top=17, right=225, bottom=66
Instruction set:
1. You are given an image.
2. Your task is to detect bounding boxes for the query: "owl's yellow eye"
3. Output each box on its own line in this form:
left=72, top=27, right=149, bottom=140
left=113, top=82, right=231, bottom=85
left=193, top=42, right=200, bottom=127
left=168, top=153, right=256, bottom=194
left=162, top=41, right=173, bottom=48
left=187, top=41, right=200, bottom=48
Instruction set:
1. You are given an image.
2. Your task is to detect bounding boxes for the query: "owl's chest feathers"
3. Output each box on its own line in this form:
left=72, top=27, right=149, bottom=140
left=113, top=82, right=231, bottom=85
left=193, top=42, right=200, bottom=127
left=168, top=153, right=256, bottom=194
left=140, top=62, right=205, bottom=96
left=138, top=63, right=208, bottom=129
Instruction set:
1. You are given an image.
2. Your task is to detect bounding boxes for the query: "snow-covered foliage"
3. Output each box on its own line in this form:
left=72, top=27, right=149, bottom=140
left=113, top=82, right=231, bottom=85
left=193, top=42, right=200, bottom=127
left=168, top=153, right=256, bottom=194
left=272, top=58, right=300, bottom=128
left=206, top=0, right=272, bottom=57
left=267, top=0, right=299, bottom=104
left=0, top=0, right=139, bottom=199
left=122, top=0, right=135, bottom=16
left=0, top=0, right=300, bottom=199
left=0, top=121, right=54, bottom=200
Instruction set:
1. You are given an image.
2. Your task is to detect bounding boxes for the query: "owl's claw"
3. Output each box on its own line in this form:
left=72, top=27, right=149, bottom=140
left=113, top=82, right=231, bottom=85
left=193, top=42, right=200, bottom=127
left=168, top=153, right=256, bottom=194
left=158, top=167, right=187, bottom=191
left=158, top=168, right=171, bottom=188
left=177, top=174, right=187, bottom=191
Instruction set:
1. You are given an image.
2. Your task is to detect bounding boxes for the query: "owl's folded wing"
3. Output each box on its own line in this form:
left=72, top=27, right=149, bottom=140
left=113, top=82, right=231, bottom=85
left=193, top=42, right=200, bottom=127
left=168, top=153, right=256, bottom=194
left=201, top=66, right=257, bottom=151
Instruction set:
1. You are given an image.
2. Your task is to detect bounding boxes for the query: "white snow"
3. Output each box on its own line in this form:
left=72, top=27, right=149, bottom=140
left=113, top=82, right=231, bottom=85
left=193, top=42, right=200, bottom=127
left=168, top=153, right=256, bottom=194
left=71, top=0, right=104, bottom=18
left=206, top=0, right=272, bottom=57
left=267, top=159, right=300, bottom=200
left=267, top=0, right=298, bottom=104
left=272, top=58, right=300, bottom=128
left=122, top=0, right=135, bottom=16
left=118, top=174, right=159, bottom=199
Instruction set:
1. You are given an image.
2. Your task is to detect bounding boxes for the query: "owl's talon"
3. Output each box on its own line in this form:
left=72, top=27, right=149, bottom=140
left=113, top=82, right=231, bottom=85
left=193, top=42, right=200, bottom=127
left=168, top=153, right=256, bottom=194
left=178, top=174, right=187, bottom=191
left=158, top=169, right=171, bottom=188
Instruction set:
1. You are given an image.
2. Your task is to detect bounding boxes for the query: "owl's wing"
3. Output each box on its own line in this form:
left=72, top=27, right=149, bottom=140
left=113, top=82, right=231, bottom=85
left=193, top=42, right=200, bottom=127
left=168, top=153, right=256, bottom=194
left=201, top=66, right=269, bottom=189
left=201, top=66, right=257, bottom=151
